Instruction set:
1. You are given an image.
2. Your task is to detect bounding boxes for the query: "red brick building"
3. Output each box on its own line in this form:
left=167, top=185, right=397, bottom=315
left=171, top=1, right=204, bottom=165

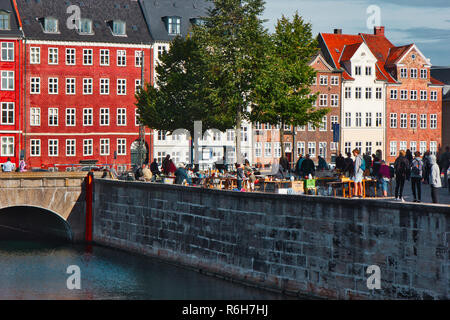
left=14, top=0, right=153, bottom=171
left=361, top=28, right=444, bottom=163
left=0, top=0, right=23, bottom=166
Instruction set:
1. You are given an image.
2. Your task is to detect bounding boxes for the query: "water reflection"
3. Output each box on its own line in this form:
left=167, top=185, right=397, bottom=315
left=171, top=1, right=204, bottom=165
left=0, top=241, right=297, bottom=300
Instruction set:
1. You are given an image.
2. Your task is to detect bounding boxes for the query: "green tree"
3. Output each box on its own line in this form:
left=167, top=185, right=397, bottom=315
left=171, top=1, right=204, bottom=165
left=135, top=36, right=233, bottom=163
left=194, top=0, right=269, bottom=164
left=251, top=12, right=330, bottom=158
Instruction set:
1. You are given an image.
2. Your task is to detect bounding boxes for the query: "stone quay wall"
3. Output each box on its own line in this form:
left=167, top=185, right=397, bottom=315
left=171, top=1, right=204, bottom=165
left=93, top=179, right=449, bottom=299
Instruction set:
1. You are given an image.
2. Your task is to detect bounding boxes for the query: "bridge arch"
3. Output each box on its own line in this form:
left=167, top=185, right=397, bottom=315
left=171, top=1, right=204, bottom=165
left=0, top=205, right=73, bottom=241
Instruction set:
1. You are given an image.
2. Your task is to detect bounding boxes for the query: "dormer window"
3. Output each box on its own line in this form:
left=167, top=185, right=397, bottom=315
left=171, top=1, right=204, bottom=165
left=112, top=20, right=126, bottom=36
left=190, top=18, right=205, bottom=26
left=78, top=18, right=93, bottom=34
left=163, top=16, right=181, bottom=35
left=0, top=11, right=10, bottom=30
left=44, top=17, right=58, bottom=33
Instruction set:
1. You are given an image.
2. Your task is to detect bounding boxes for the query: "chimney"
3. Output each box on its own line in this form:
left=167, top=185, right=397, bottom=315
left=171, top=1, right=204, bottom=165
left=334, top=29, right=342, bottom=34
left=374, top=26, right=385, bottom=36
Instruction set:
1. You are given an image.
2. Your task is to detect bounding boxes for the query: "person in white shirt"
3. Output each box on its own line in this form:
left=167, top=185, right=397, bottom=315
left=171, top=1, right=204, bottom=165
left=2, top=158, right=15, bottom=172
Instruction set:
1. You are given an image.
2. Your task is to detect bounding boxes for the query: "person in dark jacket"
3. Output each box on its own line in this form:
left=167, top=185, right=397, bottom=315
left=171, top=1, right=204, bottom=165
left=295, top=154, right=304, bottom=178
left=175, top=163, right=192, bottom=185
left=343, top=152, right=354, bottom=177
left=410, top=151, right=423, bottom=203
left=335, top=153, right=345, bottom=172
left=405, top=149, right=413, bottom=164
left=317, top=156, right=329, bottom=170
left=394, top=150, right=410, bottom=202
left=161, top=155, right=171, bottom=175
left=236, top=163, right=245, bottom=190
left=422, top=151, right=431, bottom=184
left=372, top=155, right=381, bottom=178
left=150, top=158, right=160, bottom=176
left=300, top=154, right=315, bottom=177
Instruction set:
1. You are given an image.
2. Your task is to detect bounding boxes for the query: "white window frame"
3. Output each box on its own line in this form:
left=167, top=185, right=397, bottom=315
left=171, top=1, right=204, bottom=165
left=66, top=108, right=76, bottom=126
left=83, top=108, right=93, bottom=126
left=66, top=139, right=76, bottom=156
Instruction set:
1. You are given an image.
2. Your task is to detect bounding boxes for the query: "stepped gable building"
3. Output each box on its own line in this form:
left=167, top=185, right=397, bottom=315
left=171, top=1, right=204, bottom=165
left=319, top=27, right=443, bottom=164
left=15, top=0, right=153, bottom=171
left=0, top=0, right=22, bottom=166
left=430, top=66, right=450, bottom=152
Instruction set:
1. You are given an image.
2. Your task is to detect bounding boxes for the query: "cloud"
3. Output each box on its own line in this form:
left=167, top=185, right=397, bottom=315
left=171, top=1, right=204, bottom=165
left=374, top=0, right=450, bottom=8
left=391, top=27, right=450, bottom=41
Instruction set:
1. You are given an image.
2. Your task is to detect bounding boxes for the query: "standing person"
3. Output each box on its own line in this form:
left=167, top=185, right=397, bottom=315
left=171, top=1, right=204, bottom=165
left=175, top=163, right=192, bottom=185
left=363, top=152, right=372, bottom=176
left=429, top=154, right=442, bottom=203
left=405, top=149, right=413, bottom=165
left=410, top=151, right=423, bottom=203
left=19, top=159, right=27, bottom=172
left=295, top=154, right=304, bottom=178
left=352, top=149, right=364, bottom=198
left=141, top=163, right=153, bottom=182
left=150, top=158, right=160, bottom=176
left=279, top=156, right=290, bottom=177
left=300, top=154, right=315, bottom=178
left=161, top=154, right=171, bottom=175
left=2, top=157, right=14, bottom=172
left=243, top=159, right=256, bottom=191
left=377, top=160, right=391, bottom=197
left=335, top=153, right=345, bottom=172
left=422, top=151, right=431, bottom=184
left=167, top=159, right=177, bottom=175
left=394, top=150, right=410, bottom=202
left=372, top=155, right=381, bottom=178
left=235, top=163, right=245, bottom=191
left=344, top=152, right=354, bottom=177
left=317, top=156, right=329, bottom=170
left=440, top=146, right=450, bottom=188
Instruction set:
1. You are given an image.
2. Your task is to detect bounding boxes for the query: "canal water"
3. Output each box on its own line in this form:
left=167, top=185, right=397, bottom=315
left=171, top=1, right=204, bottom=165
left=0, top=239, right=295, bottom=300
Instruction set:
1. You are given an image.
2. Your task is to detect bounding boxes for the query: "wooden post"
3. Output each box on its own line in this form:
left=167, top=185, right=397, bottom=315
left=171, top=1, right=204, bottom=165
left=85, top=171, right=93, bottom=243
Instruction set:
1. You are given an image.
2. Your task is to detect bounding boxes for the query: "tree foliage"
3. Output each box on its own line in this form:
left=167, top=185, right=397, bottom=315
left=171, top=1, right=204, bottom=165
left=250, top=12, right=330, bottom=157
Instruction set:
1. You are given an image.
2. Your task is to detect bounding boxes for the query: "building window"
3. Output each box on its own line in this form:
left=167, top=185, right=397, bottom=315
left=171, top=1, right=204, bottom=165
left=320, top=116, right=327, bottom=131
left=345, top=87, right=351, bottom=99
left=1, top=71, right=14, bottom=90
left=420, top=69, right=427, bottom=79
left=48, top=139, right=58, bottom=156
left=319, top=142, right=327, bottom=158
left=319, top=76, right=328, bottom=86
left=83, top=139, right=93, bottom=156
left=430, top=91, right=437, bottom=101
left=390, top=89, right=397, bottom=100
left=66, top=78, right=75, bottom=95
left=135, top=79, right=142, bottom=94
left=100, top=49, right=109, bottom=66
left=420, top=141, right=427, bottom=154
left=319, top=94, right=328, bottom=107
left=376, top=112, right=382, bottom=127
left=365, top=141, right=372, bottom=155
left=355, top=87, right=362, bottom=99
left=400, top=113, right=407, bottom=129
left=30, top=107, right=40, bottom=126
left=365, top=66, right=372, bottom=76
left=264, top=142, right=272, bottom=157
left=274, top=142, right=281, bottom=158
left=365, top=112, right=372, bottom=127
left=100, top=139, right=110, bottom=156
left=83, top=78, right=93, bottom=94
left=331, top=116, right=338, bottom=128
left=117, top=108, right=126, bottom=126
left=117, top=138, right=126, bottom=155
left=365, top=87, right=372, bottom=99
left=78, top=18, right=93, bottom=34
left=100, top=108, right=109, bottom=126
left=410, top=114, right=417, bottom=129
left=420, top=90, right=427, bottom=101
left=48, top=77, right=58, bottom=94
left=355, top=66, right=361, bottom=76
left=410, top=90, right=417, bottom=100
left=1, top=42, right=14, bottom=61
left=410, top=68, right=417, bottom=79
left=117, top=79, right=126, bottom=95
left=44, top=17, right=58, bottom=33
left=240, top=126, right=248, bottom=142
left=48, top=48, right=58, bottom=64
left=308, top=142, right=316, bottom=158
left=157, top=130, right=166, bottom=141
left=30, top=47, right=40, bottom=64
left=66, top=139, right=75, bottom=156
left=30, top=139, right=40, bottom=156
left=344, top=142, right=351, bottom=154
left=420, top=114, right=427, bottom=129
left=330, top=142, right=338, bottom=151
left=66, top=108, right=75, bottom=126
left=83, top=49, right=93, bottom=65
left=330, top=94, right=339, bottom=107
left=100, top=78, right=109, bottom=95
left=297, top=142, right=305, bottom=156
left=167, top=17, right=181, bottom=35
left=0, top=12, right=10, bottom=30
left=308, top=122, right=315, bottom=131
left=410, top=141, right=417, bottom=153
left=31, top=77, right=40, bottom=94
left=1, top=102, right=14, bottom=125
left=355, top=112, right=362, bottom=127
left=400, top=141, right=407, bottom=152
left=390, top=113, right=397, bottom=128
left=112, top=20, right=126, bottom=36
left=117, top=50, right=126, bottom=66
left=390, top=141, right=397, bottom=157
left=357, top=142, right=363, bottom=154
left=331, top=76, right=339, bottom=85
left=83, top=108, right=93, bottom=126
left=157, top=45, right=167, bottom=59
left=400, top=68, right=407, bottom=78
left=48, top=108, right=58, bottom=126
left=376, top=87, right=382, bottom=100
left=430, top=114, right=437, bottom=129
left=135, top=51, right=143, bottom=67
left=400, top=90, right=408, bottom=100
left=66, top=48, right=75, bottom=65
left=430, top=141, right=437, bottom=155
left=135, top=109, right=140, bottom=126
left=345, top=112, right=351, bottom=127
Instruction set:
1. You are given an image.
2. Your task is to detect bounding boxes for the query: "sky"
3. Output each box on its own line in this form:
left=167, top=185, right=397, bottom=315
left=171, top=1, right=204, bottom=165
left=262, top=0, right=450, bottom=66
